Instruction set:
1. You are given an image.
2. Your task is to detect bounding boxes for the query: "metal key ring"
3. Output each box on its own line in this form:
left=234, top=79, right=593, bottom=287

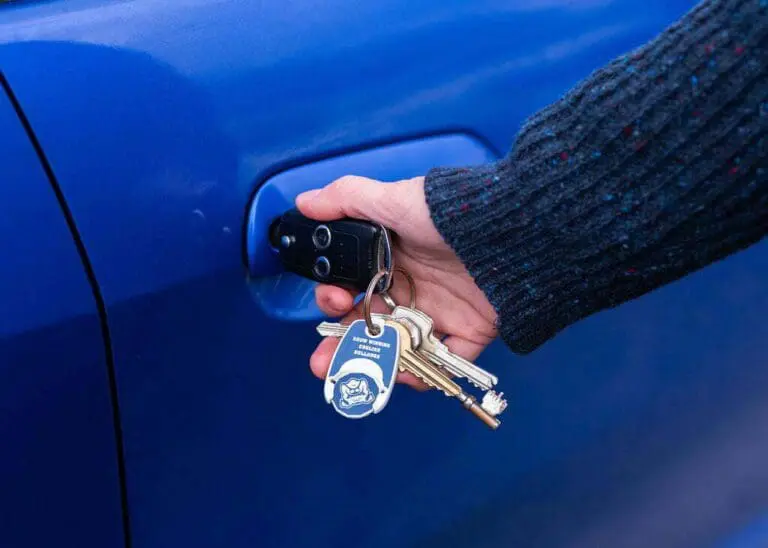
left=380, top=293, right=398, bottom=309
left=363, top=270, right=389, bottom=336
left=376, top=225, right=394, bottom=293
left=364, top=268, right=417, bottom=335
left=381, top=267, right=416, bottom=310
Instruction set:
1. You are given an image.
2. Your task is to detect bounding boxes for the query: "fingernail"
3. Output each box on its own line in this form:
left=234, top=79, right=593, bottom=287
left=296, top=189, right=321, bottom=205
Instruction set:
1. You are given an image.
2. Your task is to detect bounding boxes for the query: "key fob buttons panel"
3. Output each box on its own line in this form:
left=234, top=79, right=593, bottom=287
left=271, top=208, right=387, bottom=292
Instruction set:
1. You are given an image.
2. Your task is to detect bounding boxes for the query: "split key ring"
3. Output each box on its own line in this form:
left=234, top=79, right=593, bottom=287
left=363, top=267, right=416, bottom=335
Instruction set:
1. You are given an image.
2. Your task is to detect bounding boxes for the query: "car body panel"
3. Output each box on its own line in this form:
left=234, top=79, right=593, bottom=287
left=0, top=80, right=124, bottom=548
left=3, top=0, right=768, bottom=547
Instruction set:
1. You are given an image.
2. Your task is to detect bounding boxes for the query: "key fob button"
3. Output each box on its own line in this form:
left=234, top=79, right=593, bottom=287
left=280, top=235, right=294, bottom=248
left=312, top=225, right=332, bottom=250
left=313, top=256, right=331, bottom=279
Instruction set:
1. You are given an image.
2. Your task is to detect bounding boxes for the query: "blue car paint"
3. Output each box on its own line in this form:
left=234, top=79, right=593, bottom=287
left=717, top=514, right=768, bottom=548
left=0, top=81, right=124, bottom=547
left=4, top=0, right=768, bottom=547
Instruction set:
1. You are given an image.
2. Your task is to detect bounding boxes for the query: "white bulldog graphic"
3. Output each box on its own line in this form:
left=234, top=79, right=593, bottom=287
left=338, top=376, right=374, bottom=409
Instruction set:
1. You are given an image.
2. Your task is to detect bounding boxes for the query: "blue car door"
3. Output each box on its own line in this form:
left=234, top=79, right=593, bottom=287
left=4, top=0, right=768, bottom=547
left=0, top=78, right=125, bottom=545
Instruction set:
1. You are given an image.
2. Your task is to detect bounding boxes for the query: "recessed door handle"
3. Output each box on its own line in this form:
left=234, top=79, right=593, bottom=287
left=245, top=133, right=497, bottom=321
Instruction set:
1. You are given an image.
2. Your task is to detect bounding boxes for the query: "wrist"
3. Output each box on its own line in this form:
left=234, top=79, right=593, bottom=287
left=423, top=161, right=583, bottom=354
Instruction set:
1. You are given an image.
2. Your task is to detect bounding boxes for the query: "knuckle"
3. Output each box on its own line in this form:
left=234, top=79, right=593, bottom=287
left=330, top=175, right=359, bottom=193
left=329, top=176, right=360, bottom=199
left=329, top=176, right=366, bottom=215
left=371, top=182, right=406, bottom=227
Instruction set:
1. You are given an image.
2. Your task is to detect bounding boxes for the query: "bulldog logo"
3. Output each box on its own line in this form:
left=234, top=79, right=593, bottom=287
left=323, top=321, right=401, bottom=419
left=337, top=376, right=375, bottom=409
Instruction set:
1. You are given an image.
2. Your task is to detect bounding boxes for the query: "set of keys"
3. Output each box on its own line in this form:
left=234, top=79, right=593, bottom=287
left=317, top=270, right=507, bottom=430
left=270, top=208, right=507, bottom=429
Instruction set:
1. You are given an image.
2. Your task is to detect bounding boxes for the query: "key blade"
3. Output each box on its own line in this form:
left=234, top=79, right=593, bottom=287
left=385, top=320, right=460, bottom=394
left=433, top=348, right=498, bottom=388
left=316, top=322, right=347, bottom=337
left=400, top=350, right=462, bottom=397
left=392, top=306, right=498, bottom=390
left=401, top=350, right=501, bottom=430
left=385, top=319, right=502, bottom=430
left=318, top=314, right=404, bottom=338
left=317, top=328, right=345, bottom=337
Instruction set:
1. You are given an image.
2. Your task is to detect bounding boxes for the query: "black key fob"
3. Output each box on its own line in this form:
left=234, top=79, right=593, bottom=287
left=269, top=208, right=393, bottom=293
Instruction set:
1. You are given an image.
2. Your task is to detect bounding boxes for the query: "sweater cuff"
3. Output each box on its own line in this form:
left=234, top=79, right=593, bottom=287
left=423, top=162, right=588, bottom=354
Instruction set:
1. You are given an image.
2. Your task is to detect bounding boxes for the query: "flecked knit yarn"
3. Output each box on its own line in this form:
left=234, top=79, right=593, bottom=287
left=424, top=0, right=768, bottom=354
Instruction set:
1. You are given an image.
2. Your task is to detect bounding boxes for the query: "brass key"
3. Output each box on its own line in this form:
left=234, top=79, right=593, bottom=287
left=385, top=319, right=500, bottom=430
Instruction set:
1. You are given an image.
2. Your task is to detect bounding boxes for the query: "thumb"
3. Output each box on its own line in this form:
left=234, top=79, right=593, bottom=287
left=295, top=175, right=401, bottom=226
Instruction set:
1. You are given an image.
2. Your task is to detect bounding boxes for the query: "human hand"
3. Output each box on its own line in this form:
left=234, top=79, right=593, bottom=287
left=295, top=175, right=498, bottom=390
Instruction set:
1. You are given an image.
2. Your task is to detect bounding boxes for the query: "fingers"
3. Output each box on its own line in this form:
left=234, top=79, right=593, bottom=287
left=309, top=336, right=339, bottom=379
left=295, top=175, right=406, bottom=229
left=315, top=284, right=356, bottom=317
left=441, top=335, right=487, bottom=362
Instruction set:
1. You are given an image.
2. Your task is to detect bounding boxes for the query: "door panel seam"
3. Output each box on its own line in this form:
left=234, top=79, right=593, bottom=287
left=0, top=72, right=132, bottom=548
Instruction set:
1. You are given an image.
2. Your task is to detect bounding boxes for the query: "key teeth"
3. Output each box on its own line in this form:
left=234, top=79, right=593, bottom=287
left=480, top=391, right=508, bottom=416
left=468, top=378, right=486, bottom=390
left=430, top=360, right=493, bottom=392
left=430, top=356, right=497, bottom=391
left=398, top=363, right=455, bottom=399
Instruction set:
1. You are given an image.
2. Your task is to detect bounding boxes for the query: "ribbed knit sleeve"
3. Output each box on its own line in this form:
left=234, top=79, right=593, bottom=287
left=424, top=0, right=768, bottom=354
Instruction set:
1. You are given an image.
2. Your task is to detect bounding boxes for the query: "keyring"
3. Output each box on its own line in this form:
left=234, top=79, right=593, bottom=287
left=380, top=293, right=398, bottom=309
left=363, top=271, right=389, bottom=335
left=381, top=267, right=416, bottom=310
left=376, top=225, right=394, bottom=293
left=364, top=268, right=417, bottom=335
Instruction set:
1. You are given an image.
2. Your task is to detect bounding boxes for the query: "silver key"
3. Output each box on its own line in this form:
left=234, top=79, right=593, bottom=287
left=317, top=315, right=422, bottom=349
left=390, top=306, right=498, bottom=391
left=316, top=321, right=348, bottom=338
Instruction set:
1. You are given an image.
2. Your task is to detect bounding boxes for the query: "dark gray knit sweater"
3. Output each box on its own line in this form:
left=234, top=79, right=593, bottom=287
left=424, top=0, right=768, bottom=355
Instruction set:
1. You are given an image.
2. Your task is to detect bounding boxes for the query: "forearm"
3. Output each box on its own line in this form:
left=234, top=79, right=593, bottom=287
left=424, top=0, right=768, bottom=354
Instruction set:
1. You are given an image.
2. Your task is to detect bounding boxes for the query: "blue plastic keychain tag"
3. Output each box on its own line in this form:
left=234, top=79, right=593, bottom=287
left=323, top=318, right=400, bottom=419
